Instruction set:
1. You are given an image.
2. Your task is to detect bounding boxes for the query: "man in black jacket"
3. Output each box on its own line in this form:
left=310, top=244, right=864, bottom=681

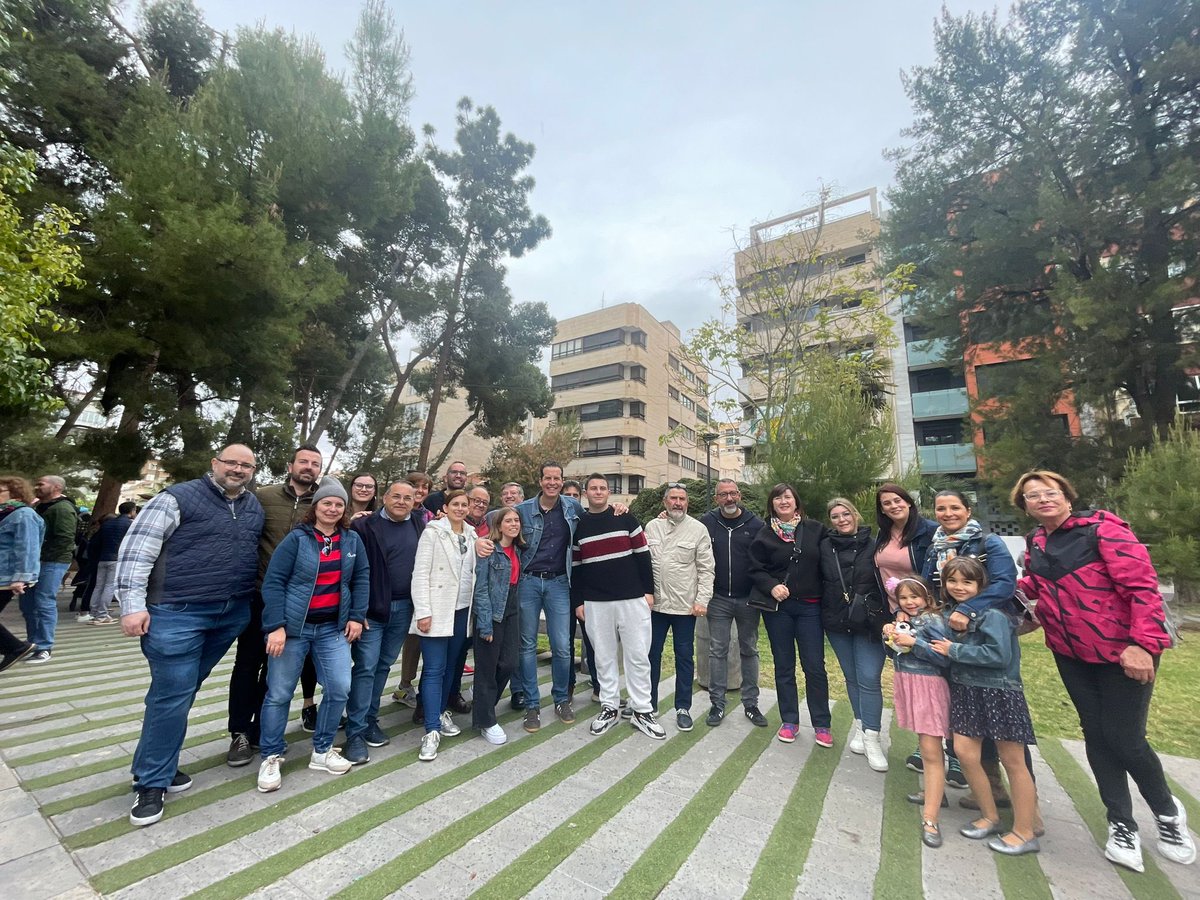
left=699, top=479, right=767, bottom=728
left=343, top=480, right=426, bottom=764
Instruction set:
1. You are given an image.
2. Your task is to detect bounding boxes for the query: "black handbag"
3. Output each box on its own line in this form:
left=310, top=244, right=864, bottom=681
left=834, top=552, right=871, bottom=629
left=747, top=584, right=779, bottom=612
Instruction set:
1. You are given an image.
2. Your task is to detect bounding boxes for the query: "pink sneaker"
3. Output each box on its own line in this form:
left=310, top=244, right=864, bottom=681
left=777, top=723, right=799, bottom=743
left=814, top=727, right=834, bottom=748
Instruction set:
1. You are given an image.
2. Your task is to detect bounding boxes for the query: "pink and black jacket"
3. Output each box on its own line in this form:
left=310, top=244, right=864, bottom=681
left=1018, top=510, right=1172, bottom=664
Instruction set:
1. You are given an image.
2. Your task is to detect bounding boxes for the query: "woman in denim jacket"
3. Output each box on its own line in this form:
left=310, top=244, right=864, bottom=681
left=471, top=507, right=524, bottom=745
left=0, top=476, right=44, bottom=670
left=930, top=557, right=1038, bottom=856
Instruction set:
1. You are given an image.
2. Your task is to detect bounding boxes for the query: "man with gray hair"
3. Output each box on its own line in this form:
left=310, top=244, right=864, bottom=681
left=22, top=475, right=78, bottom=663
left=499, top=482, right=524, bottom=507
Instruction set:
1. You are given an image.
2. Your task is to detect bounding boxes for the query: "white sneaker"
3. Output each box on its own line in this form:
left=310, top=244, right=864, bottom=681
left=440, top=710, right=461, bottom=737
left=481, top=724, right=507, bottom=745
left=1155, top=796, right=1197, bottom=865
left=849, top=719, right=865, bottom=755
left=309, top=747, right=351, bottom=775
left=419, top=730, right=441, bottom=761
left=257, top=755, right=282, bottom=792
left=76, top=614, right=94, bottom=624
left=1105, top=821, right=1144, bottom=873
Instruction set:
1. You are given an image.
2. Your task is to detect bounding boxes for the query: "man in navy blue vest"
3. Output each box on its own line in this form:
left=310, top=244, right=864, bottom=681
left=116, top=444, right=265, bottom=828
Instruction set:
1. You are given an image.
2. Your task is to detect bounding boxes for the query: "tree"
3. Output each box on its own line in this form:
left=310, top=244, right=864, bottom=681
left=1114, top=418, right=1200, bottom=600
left=482, top=416, right=581, bottom=497
left=885, top=0, right=1200, bottom=483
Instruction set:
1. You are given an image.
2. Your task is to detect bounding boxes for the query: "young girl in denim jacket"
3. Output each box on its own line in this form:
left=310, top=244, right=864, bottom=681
left=883, top=576, right=951, bottom=847
left=929, top=556, right=1039, bottom=856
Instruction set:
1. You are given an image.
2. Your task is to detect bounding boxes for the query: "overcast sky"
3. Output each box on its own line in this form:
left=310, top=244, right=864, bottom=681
left=191, top=0, right=1003, bottom=341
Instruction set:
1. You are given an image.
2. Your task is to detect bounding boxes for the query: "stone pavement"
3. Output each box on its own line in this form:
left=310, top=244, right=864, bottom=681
left=1, top=603, right=1198, bottom=899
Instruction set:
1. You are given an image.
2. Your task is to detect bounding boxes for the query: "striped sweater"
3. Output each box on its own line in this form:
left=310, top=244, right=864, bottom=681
left=570, top=508, right=655, bottom=608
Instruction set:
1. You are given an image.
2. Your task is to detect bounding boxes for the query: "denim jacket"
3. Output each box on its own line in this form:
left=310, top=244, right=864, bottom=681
left=515, top=494, right=582, bottom=583
left=472, top=546, right=519, bottom=638
left=0, top=505, right=45, bottom=585
left=262, top=524, right=370, bottom=637
left=945, top=606, right=1024, bottom=690
left=892, top=611, right=950, bottom=677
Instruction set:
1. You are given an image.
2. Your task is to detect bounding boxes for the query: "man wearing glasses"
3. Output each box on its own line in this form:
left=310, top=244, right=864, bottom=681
left=116, top=444, right=265, bottom=827
left=699, top=479, right=768, bottom=728
left=226, top=444, right=324, bottom=767
left=424, top=461, right=469, bottom=516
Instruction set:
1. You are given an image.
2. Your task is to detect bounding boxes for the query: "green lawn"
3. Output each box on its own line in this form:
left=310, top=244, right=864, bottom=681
left=551, top=624, right=1200, bottom=758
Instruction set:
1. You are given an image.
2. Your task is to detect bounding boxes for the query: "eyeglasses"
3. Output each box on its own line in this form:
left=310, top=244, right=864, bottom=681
left=457, top=534, right=468, bottom=555
left=715, top=490, right=739, bottom=498
left=352, top=483, right=375, bottom=490
left=1022, top=489, right=1063, bottom=502
left=469, top=498, right=489, bottom=507
left=217, top=459, right=256, bottom=471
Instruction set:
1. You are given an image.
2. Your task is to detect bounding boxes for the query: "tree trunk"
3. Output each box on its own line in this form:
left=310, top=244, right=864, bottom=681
left=92, top=401, right=144, bottom=518
left=54, top=370, right=106, bottom=439
left=427, top=406, right=480, bottom=474
left=174, top=371, right=209, bottom=466
left=417, top=235, right=472, bottom=468
left=359, top=335, right=436, bottom=466
left=227, top=389, right=254, bottom=446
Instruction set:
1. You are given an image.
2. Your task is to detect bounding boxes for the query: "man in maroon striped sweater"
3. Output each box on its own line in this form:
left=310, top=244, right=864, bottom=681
left=571, top=474, right=665, bottom=741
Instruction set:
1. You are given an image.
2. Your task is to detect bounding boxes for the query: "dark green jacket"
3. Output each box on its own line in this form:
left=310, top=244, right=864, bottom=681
left=38, top=497, right=78, bottom=563
left=254, top=481, right=316, bottom=583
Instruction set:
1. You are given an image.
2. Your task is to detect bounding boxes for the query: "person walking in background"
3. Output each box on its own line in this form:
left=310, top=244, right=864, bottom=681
left=749, top=483, right=831, bottom=747
left=0, top=476, right=45, bottom=670
left=1014, top=469, right=1194, bottom=873
left=21, top=475, right=77, bottom=663
left=699, top=479, right=766, bottom=729
left=78, top=501, right=136, bottom=625
left=118, top=444, right=264, bottom=827
left=256, top=481, right=368, bottom=793
left=645, top=483, right=714, bottom=732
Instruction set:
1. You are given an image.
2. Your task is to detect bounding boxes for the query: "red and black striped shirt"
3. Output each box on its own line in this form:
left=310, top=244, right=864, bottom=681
left=307, top=530, right=343, bottom=623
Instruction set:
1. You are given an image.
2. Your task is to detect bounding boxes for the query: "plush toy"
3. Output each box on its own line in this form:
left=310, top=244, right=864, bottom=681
left=886, top=620, right=915, bottom=653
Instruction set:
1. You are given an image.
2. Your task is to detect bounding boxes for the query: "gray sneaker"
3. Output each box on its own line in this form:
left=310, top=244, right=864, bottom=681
left=555, top=700, right=575, bottom=724
left=227, top=733, right=254, bottom=767
left=523, top=707, right=541, bottom=733
left=632, top=710, right=667, bottom=741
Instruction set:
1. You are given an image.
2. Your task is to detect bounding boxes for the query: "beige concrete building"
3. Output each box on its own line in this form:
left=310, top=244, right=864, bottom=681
left=550, top=303, right=713, bottom=500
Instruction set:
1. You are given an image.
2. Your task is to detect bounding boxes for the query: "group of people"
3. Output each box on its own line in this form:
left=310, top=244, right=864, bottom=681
left=1, top=447, right=1191, bottom=878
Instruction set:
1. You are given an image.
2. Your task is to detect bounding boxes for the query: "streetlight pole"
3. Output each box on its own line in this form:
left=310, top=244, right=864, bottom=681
left=701, top=432, right=718, bottom=510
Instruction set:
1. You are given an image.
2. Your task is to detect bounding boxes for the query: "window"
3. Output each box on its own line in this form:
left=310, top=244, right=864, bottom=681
left=838, top=252, right=868, bottom=269
left=578, top=436, right=623, bottom=458
left=680, top=456, right=696, bottom=472
left=681, top=365, right=699, bottom=386
left=629, top=437, right=646, bottom=456
left=967, top=296, right=1053, bottom=344
left=916, top=420, right=965, bottom=447
left=629, top=401, right=646, bottom=419
left=669, top=386, right=681, bottom=401
left=605, top=474, right=623, bottom=494
left=552, top=363, right=624, bottom=392
left=668, top=354, right=680, bottom=371
left=679, top=394, right=696, bottom=413
left=551, top=328, right=625, bottom=359
left=974, top=359, right=1039, bottom=400
left=627, top=475, right=645, bottom=494
left=696, top=407, right=709, bottom=424
left=668, top=417, right=679, bottom=430
left=629, top=365, right=646, bottom=383
left=909, top=368, right=966, bottom=394
left=579, top=399, right=623, bottom=422
left=630, top=330, right=647, bottom=348
left=679, top=424, right=696, bottom=443
left=668, top=451, right=680, bottom=465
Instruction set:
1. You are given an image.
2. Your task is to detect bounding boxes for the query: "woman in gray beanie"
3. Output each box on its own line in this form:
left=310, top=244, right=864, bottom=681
left=254, top=478, right=371, bottom=793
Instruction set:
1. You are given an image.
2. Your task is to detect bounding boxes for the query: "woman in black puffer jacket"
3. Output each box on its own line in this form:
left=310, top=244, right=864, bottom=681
left=820, top=497, right=889, bottom=773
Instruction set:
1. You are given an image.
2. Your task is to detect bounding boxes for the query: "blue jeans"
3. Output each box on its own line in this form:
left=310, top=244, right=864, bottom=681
left=762, top=599, right=830, bottom=728
left=346, top=598, right=414, bottom=739
left=20, top=561, right=68, bottom=650
left=260, top=620, right=352, bottom=756
left=517, top=574, right=572, bottom=705
left=419, top=607, right=469, bottom=732
left=649, top=612, right=696, bottom=711
left=132, top=599, right=250, bottom=788
left=826, top=630, right=887, bottom=731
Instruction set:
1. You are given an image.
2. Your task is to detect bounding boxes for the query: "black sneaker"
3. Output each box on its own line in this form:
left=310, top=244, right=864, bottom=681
left=130, top=787, right=165, bottom=827
left=906, top=747, right=924, bottom=773
left=706, top=706, right=724, bottom=727
left=227, top=733, right=255, bottom=767
left=132, top=771, right=192, bottom=794
left=619, top=698, right=633, bottom=720
left=0, top=642, right=35, bottom=672
left=509, top=691, right=526, bottom=712
left=363, top=723, right=390, bottom=747
left=676, top=710, right=694, bottom=732
left=945, top=756, right=968, bottom=789
left=343, top=734, right=370, bottom=765
left=301, top=705, right=317, bottom=733
left=590, top=706, right=619, bottom=735
left=449, top=692, right=473, bottom=714
left=631, top=710, right=667, bottom=741
left=744, top=706, right=768, bottom=728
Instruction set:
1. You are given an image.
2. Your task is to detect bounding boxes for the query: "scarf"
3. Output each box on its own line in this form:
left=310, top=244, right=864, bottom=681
left=770, top=516, right=800, bottom=542
left=0, top=500, right=26, bottom=525
left=930, top=519, right=984, bottom=578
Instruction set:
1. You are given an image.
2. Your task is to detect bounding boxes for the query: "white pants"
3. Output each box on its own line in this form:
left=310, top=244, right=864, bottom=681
left=585, top=598, right=653, bottom=714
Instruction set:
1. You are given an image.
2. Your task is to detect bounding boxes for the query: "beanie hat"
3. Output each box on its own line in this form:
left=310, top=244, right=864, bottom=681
left=311, top=479, right=348, bottom=506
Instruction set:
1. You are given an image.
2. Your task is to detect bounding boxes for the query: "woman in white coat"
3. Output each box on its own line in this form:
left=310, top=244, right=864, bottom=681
left=412, top=489, right=476, bottom=761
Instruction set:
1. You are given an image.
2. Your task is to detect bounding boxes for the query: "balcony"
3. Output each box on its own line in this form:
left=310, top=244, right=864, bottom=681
left=906, top=338, right=952, bottom=368
left=919, top=443, right=977, bottom=474
left=912, top=387, right=968, bottom=419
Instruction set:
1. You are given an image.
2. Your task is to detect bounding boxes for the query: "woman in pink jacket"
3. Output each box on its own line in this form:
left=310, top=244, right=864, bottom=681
left=1013, top=469, right=1194, bottom=876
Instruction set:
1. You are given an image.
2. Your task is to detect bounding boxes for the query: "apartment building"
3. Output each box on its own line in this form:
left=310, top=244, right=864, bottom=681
left=549, top=303, right=714, bottom=500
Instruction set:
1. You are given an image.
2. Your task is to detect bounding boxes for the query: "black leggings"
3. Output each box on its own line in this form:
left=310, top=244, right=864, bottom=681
left=0, top=591, right=27, bottom=655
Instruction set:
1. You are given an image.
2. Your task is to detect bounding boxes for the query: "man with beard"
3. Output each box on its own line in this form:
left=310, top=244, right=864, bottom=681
left=423, top=461, right=469, bottom=516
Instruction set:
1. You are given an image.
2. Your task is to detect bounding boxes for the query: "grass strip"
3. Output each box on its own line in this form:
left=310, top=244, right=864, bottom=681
left=1039, top=737, right=1181, bottom=900
left=743, top=704, right=851, bottom=898
left=0, top=663, right=236, bottom=715
left=872, top=721, right=923, bottom=900
left=1165, top=775, right=1199, bottom=826
left=40, top=753, right=229, bottom=818
left=992, top=842, right=1054, bottom=900
left=0, top=654, right=152, bottom=694
left=471, top=709, right=703, bottom=899
left=607, top=717, right=773, bottom=899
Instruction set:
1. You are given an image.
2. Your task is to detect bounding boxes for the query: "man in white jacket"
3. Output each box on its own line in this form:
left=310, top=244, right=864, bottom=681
left=644, top=483, right=715, bottom=732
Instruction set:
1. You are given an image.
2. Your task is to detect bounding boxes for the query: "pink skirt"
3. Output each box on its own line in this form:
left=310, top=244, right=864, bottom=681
left=893, top=670, right=950, bottom=738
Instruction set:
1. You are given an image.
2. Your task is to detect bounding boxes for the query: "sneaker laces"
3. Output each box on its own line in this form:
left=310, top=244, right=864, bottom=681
left=1111, top=821, right=1138, bottom=850
left=1155, top=815, right=1185, bottom=846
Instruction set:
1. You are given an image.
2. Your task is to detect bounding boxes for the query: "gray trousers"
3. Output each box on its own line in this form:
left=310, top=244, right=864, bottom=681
left=706, top=594, right=760, bottom=710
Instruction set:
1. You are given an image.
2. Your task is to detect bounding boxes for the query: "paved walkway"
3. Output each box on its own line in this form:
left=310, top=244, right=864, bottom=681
left=1, top=605, right=1199, bottom=899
